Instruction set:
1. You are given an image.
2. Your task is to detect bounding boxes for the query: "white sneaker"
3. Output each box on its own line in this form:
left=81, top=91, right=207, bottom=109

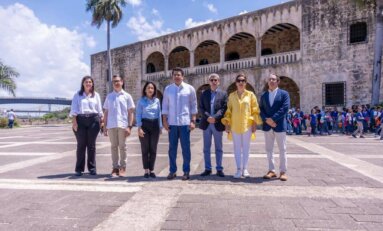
left=242, top=169, right=250, bottom=178
left=233, top=170, right=242, bottom=178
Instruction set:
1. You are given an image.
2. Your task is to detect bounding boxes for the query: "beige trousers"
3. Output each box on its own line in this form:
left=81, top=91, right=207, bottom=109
left=108, top=127, right=127, bottom=169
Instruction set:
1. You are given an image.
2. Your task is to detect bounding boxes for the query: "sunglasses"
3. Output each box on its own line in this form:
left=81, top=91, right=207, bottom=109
left=236, top=79, right=246, bottom=83
left=210, top=79, right=218, bottom=82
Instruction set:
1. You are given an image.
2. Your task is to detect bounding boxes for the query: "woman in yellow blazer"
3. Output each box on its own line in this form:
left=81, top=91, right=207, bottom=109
left=222, top=74, right=262, bottom=178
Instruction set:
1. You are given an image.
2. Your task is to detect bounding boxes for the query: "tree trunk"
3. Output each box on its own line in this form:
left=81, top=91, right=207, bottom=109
left=372, top=0, right=383, bottom=105
left=107, top=20, right=113, bottom=93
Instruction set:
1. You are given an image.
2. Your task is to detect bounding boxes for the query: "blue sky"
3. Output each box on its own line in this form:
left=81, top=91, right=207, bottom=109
left=0, top=0, right=288, bottom=98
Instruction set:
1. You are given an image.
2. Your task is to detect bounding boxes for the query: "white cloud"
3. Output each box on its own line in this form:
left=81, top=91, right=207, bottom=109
left=151, top=8, right=159, bottom=16
left=126, top=0, right=142, bottom=6
left=185, top=18, right=213, bottom=29
left=239, top=10, right=248, bottom=15
left=0, top=3, right=94, bottom=98
left=205, top=3, right=217, bottom=14
left=127, top=13, right=173, bottom=41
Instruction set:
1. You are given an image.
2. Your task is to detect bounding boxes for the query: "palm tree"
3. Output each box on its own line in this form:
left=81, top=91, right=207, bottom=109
left=86, top=0, right=127, bottom=92
left=0, top=60, right=19, bottom=97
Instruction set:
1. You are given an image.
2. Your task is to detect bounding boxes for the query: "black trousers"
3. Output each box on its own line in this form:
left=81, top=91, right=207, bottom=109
left=139, top=119, right=160, bottom=171
left=74, top=114, right=100, bottom=172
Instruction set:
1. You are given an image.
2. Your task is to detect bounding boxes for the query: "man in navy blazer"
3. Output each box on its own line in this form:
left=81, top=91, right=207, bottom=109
left=198, top=73, right=227, bottom=177
left=260, top=73, right=290, bottom=181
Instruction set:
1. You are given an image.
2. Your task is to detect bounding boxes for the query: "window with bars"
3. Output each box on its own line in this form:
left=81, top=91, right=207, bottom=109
left=323, top=82, right=346, bottom=106
left=350, top=22, right=367, bottom=44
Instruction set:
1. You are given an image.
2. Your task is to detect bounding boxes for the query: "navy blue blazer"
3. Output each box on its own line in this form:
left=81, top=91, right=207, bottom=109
left=198, top=88, right=227, bottom=132
left=260, top=89, right=290, bottom=132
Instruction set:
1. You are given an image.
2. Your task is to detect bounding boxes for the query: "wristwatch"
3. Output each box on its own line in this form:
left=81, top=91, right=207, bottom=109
left=128, top=125, right=133, bottom=129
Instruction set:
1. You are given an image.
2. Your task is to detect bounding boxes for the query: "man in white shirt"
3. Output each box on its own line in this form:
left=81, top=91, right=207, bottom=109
left=162, top=67, right=198, bottom=180
left=103, top=75, right=135, bottom=177
left=7, top=109, right=16, bottom=129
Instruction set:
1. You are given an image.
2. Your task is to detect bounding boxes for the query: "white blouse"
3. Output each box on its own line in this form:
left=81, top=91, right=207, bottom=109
left=70, top=91, right=103, bottom=117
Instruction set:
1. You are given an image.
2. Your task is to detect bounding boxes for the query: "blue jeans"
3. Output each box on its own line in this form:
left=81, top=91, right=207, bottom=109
left=168, top=125, right=191, bottom=173
left=8, top=119, right=14, bottom=128
left=203, top=124, right=223, bottom=171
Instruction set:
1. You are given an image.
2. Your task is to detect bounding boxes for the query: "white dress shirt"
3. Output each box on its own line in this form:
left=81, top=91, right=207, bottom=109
left=268, top=87, right=279, bottom=107
left=103, top=90, right=135, bottom=129
left=162, top=82, right=198, bottom=126
left=70, top=92, right=103, bottom=117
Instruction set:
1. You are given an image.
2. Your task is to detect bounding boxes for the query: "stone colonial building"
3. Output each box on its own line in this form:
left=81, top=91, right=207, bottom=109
left=91, top=0, right=383, bottom=113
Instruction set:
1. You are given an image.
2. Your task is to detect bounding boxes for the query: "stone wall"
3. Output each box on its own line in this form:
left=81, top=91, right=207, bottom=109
left=146, top=52, right=164, bottom=72
left=194, top=44, right=220, bottom=65
left=262, top=28, right=300, bottom=54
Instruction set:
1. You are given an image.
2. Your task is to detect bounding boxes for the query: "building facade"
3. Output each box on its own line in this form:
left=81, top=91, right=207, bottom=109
left=91, top=0, right=383, bottom=113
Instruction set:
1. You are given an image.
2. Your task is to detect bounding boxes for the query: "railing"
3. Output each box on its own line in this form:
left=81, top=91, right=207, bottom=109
left=195, top=63, right=220, bottom=75
left=145, top=71, right=165, bottom=81
left=225, top=57, right=257, bottom=71
left=261, top=50, right=301, bottom=66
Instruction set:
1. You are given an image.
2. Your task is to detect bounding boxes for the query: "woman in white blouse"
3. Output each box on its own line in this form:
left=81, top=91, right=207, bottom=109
left=70, top=76, right=103, bottom=176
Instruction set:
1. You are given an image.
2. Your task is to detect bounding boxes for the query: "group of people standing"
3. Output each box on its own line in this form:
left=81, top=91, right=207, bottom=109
left=70, top=68, right=290, bottom=181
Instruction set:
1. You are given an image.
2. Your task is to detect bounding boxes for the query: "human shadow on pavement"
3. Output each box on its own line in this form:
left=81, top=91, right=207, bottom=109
left=38, top=173, right=113, bottom=180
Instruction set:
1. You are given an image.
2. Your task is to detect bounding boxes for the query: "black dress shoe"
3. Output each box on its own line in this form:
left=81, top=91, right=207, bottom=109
left=200, top=170, right=212, bottom=177
left=144, top=173, right=149, bottom=178
left=89, top=169, right=97, bottom=175
left=74, top=171, right=82, bottom=176
left=182, top=172, right=190, bottom=181
left=149, top=172, right=156, bottom=178
left=167, top=173, right=176, bottom=180
left=216, top=170, right=225, bottom=177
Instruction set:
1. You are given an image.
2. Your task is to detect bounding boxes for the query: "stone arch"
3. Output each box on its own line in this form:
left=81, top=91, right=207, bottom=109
left=261, top=23, right=300, bottom=55
left=279, top=76, right=300, bottom=108
left=168, top=46, right=190, bottom=70
left=194, top=40, right=220, bottom=66
left=146, top=52, right=165, bottom=73
left=225, top=32, right=256, bottom=61
left=227, top=83, right=256, bottom=95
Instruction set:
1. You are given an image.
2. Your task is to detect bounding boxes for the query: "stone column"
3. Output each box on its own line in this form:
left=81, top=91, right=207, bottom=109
left=220, top=44, right=225, bottom=70
left=142, top=60, right=147, bottom=80
left=190, top=50, right=195, bottom=74
left=256, top=37, right=262, bottom=66
left=165, top=55, right=169, bottom=77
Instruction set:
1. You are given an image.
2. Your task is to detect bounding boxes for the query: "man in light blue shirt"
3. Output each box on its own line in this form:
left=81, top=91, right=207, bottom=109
left=103, top=75, right=135, bottom=177
left=162, top=67, right=198, bottom=180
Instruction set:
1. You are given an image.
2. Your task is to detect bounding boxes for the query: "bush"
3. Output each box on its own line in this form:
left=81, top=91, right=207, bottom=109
left=0, top=118, right=6, bottom=128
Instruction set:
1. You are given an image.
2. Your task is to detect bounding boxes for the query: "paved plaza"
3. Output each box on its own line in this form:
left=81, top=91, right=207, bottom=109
left=0, top=125, right=383, bottom=230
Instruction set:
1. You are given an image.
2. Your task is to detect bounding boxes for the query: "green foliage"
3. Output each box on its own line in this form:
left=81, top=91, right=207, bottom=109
left=86, top=0, right=127, bottom=28
left=0, top=60, right=19, bottom=96
left=0, top=118, right=6, bottom=128
left=42, top=107, right=70, bottom=120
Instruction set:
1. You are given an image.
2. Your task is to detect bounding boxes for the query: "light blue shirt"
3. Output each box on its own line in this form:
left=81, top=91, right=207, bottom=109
left=210, top=90, right=217, bottom=116
left=70, top=92, right=103, bottom=117
left=136, top=97, right=162, bottom=128
left=103, top=90, right=135, bottom=129
left=162, top=82, right=198, bottom=126
left=268, top=87, right=279, bottom=107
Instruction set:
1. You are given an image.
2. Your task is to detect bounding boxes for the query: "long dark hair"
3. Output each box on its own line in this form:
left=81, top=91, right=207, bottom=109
left=78, top=76, right=95, bottom=97
left=142, top=81, right=157, bottom=98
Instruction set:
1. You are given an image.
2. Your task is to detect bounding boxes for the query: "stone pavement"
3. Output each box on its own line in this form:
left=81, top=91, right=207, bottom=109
left=0, top=125, right=383, bottom=231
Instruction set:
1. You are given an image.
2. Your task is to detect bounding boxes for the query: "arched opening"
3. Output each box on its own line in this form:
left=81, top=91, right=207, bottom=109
left=168, top=46, right=190, bottom=70
left=199, top=59, right=209, bottom=65
left=146, top=63, right=156, bottom=73
left=225, top=32, right=256, bottom=61
left=226, top=52, right=240, bottom=61
left=261, top=23, right=300, bottom=55
left=195, top=40, right=220, bottom=66
left=279, top=76, right=300, bottom=108
left=261, top=48, right=273, bottom=56
left=227, top=82, right=256, bottom=95
left=146, top=52, right=165, bottom=73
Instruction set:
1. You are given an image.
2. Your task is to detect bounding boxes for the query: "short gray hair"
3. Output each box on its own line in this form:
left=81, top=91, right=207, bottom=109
left=208, top=73, right=220, bottom=80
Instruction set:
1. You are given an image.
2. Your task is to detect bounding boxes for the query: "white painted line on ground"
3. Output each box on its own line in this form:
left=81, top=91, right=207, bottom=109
left=184, top=184, right=383, bottom=200
left=0, top=152, right=56, bottom=156
left=289, top=136, right=383, bottom=184
left=0, top=179, right=142, bottom=193
left=350, top=155, right=383, bottom=159
left=0, top=136, right=23, bottom=140
left=93, top=185, right=182, bottom=231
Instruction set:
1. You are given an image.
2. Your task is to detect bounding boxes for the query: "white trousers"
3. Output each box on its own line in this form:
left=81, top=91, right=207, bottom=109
left=264, top=130, right=287, bottom=173
left=232, top=129, right=252, bottom=170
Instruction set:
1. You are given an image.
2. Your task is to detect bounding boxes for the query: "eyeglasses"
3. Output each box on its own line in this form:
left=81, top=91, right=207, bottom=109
left=210, top=79, right=218, bottom=82
left=236, top=79, right=246, bottom=83
left=112, top=80, right=121, bottom=83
